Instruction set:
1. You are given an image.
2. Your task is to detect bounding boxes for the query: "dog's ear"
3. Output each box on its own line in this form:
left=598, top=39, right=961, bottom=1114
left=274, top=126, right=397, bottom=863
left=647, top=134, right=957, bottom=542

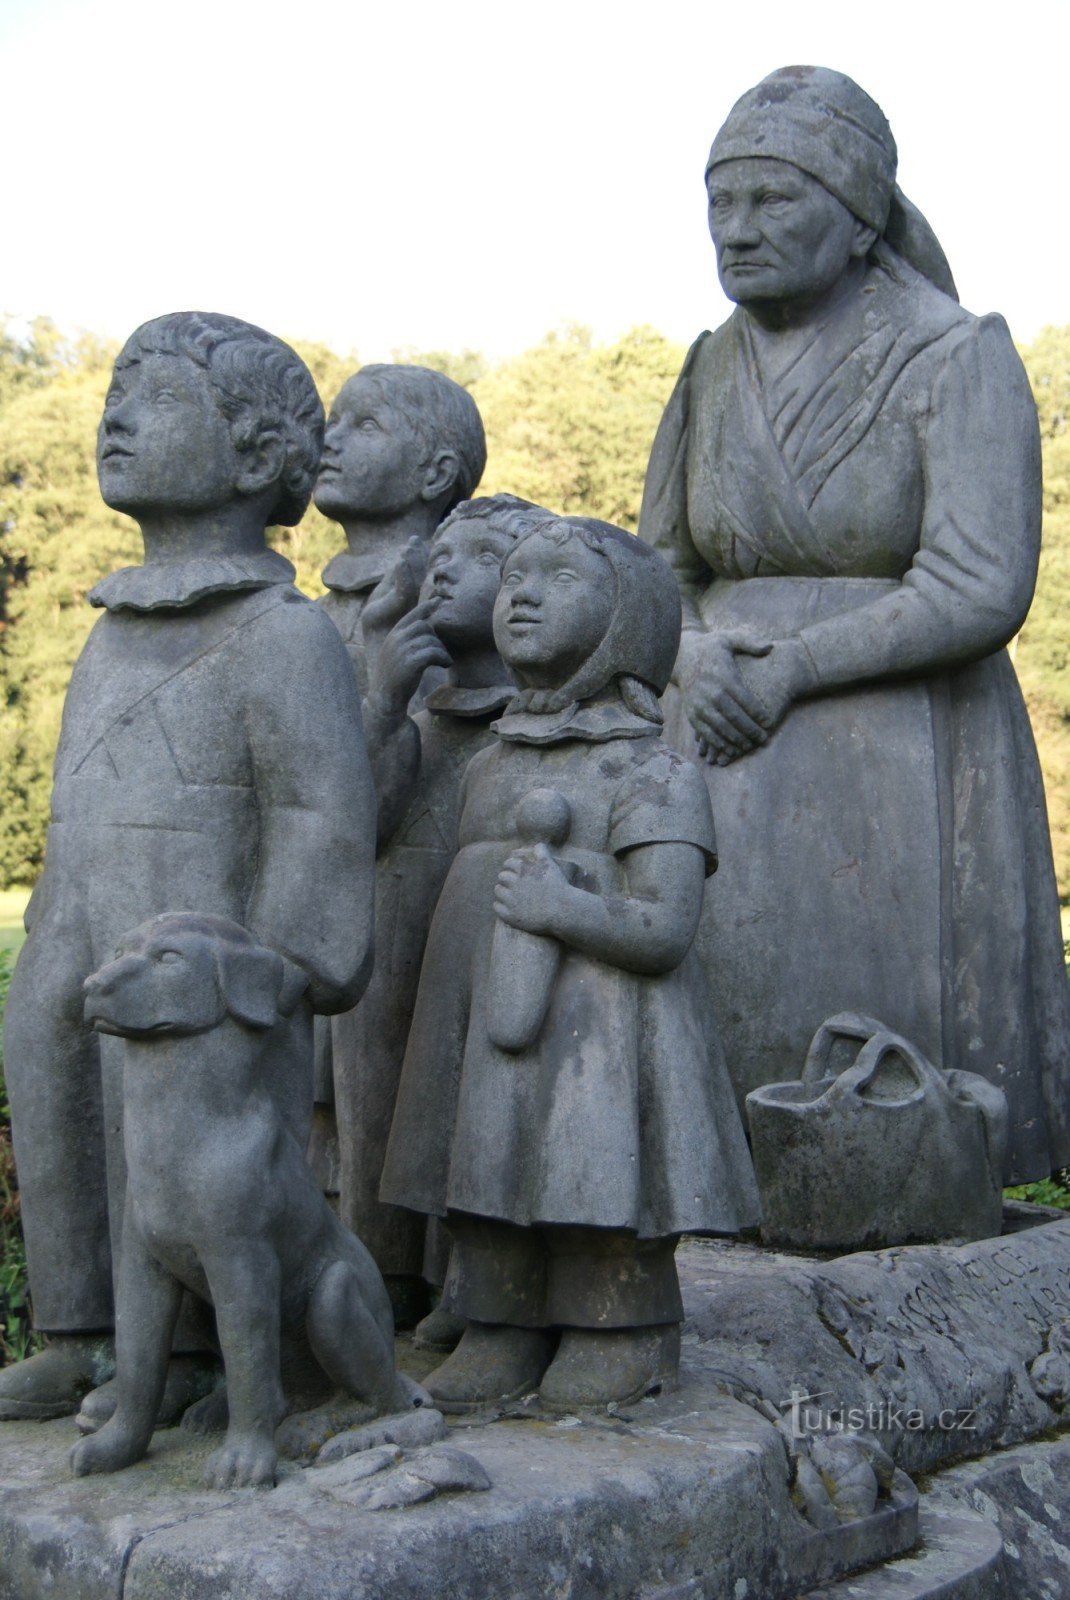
left=216, top=943, right=284, bottom=1030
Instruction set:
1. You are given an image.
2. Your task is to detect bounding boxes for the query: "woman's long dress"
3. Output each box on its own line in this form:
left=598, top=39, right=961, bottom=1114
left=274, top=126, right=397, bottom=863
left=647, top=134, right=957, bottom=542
left=639, top=258, right=1070, bottom=1181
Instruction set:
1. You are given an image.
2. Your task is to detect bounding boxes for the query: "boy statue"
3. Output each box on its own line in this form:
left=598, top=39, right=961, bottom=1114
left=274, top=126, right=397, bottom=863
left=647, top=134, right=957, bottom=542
left=308, top=363, right=487, bottom=1200
left=0, top=312, right=377, bottom=1420
left=313, top=363, right=487, bottom=695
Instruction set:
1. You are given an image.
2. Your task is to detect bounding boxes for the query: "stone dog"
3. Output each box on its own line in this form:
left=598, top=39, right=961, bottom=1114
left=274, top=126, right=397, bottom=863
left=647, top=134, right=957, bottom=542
left=70, top=913, right=415, bottom=1489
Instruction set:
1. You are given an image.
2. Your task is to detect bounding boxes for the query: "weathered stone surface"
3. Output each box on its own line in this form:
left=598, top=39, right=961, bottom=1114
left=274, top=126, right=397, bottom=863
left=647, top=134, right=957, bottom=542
left=639, top=66, right=1070, bottom=1191
left=331, top=1447, right=492, bottom=1512
left=802, top=1509, right=1008, bottom=1597
left=313, top=1405, right=446, bottom=1465
left=381, top=517, right=760, bottom=1412
left=311, top=1445, right=403, bottom=1504
left=5, top=1226, right=1070, bottom=1598
left=924, top=1435, right=1070, bottom=1599
left=0, top=1393, right=798, bottom=1599
left=0, top=312, right=379, bottom=1441
left=308, top=362, right=488, bottom=1266
left=683, top=1217, right=1070, bottom=1478
left=746, top=1014, right=1008, bottom=1251
left=329, top=493, right=546, bottom=1332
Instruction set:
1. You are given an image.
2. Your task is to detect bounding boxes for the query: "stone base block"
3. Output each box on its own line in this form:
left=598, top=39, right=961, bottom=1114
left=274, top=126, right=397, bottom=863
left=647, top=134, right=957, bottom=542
left=2, top=1217, right=1069, bottom=1600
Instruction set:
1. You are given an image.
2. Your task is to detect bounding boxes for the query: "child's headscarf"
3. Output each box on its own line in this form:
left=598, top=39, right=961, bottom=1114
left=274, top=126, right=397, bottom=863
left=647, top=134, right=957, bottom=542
left=505, top=516, right=682, bottom=722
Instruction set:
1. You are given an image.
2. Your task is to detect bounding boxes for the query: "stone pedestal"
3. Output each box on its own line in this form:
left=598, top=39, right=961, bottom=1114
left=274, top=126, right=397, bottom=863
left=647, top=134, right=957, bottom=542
left=2, top=1217, right=1068, bottom=1600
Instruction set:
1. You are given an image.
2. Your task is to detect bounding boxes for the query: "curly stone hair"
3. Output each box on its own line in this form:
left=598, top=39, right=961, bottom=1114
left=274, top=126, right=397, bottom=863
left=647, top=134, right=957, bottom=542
left=117, top=312, right=325, bottom=526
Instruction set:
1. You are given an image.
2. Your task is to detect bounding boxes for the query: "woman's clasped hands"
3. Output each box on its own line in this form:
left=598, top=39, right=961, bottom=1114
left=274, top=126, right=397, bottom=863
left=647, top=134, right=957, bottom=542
left=678, top=629, right=813, bottom=765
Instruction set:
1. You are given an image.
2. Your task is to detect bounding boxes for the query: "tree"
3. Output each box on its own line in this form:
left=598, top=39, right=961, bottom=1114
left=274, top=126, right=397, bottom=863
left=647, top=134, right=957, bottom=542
left=1013, top=325, right=1070, bottom=897
left=1, top=318, right=1068, bottom=899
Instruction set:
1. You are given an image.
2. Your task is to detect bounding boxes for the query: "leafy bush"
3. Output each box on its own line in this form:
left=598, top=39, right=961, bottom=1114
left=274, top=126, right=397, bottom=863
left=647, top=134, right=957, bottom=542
left=0, top=948, right=38, bottom=1365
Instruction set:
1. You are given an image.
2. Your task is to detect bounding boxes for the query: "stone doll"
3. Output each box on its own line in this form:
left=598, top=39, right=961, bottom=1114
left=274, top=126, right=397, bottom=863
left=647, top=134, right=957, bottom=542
left=334, top=494, right=550, bottom=1338
left=380, top=517, right=761, bottom=1410
left=309, top=363, right=487, bottom=1194
left=0, top=313, right=376, bottom=1424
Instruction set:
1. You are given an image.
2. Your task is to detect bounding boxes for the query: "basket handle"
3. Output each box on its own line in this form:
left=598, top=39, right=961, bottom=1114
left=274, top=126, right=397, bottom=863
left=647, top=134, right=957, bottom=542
left=801, top=1012, right=888, bottom=1083
left=825, top=1028, right=938, bottom=1106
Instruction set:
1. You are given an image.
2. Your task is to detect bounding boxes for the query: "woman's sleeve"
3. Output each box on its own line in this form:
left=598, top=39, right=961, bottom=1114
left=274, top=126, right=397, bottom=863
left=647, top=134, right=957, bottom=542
left=794, top=314, right=1042, bottom=689
left=639, top=333, right=715, bottom=629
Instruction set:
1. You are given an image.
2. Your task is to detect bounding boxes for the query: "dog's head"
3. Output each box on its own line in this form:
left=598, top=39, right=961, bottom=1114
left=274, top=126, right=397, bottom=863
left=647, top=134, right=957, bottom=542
left=83, top=914, right=303, bottom=1039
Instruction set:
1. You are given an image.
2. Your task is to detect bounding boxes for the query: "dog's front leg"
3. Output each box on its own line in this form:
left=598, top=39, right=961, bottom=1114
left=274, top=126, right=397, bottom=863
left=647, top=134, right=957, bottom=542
left=70, top=1216, right=181, bottom=1477
left=201, top=1244, right=284, bottom=1489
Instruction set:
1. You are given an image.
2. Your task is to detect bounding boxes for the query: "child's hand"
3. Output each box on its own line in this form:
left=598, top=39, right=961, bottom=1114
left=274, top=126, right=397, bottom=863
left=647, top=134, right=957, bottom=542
left=362, top=538, right=429, bottom=641
left=494, top=845, right=573, bottom=936
left=369, top=601, right=451, bottom=720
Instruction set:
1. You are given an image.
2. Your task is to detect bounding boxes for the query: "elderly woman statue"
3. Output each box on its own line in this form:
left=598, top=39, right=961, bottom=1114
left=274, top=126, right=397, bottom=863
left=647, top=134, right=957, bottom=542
left=639, top=65, right=1070, bottom=1182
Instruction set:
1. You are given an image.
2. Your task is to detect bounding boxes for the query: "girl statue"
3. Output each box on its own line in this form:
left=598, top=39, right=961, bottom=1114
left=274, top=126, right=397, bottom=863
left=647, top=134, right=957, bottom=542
left=381, top=517, right=759, bottom=1410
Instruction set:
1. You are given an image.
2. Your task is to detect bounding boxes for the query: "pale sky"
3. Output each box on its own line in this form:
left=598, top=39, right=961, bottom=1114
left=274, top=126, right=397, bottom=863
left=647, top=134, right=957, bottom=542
left=3, top=0, right=1068, bottom=360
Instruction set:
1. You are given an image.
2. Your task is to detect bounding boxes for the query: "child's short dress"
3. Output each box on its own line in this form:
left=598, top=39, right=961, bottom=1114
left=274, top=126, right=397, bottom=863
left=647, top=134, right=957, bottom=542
left=381, top=700, right=761, bottom=1246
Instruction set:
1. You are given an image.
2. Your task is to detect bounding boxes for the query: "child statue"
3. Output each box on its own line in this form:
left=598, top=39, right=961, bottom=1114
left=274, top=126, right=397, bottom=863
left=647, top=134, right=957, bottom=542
left=0, top=313, right=376, bottom=1423
left=380, top=516, right=760, bottom=1410
left=308, top=363, right=487, bottom=1198
left=313, top=363, right=487, bottom=693
left=334, top=494, right=549, bottom=1338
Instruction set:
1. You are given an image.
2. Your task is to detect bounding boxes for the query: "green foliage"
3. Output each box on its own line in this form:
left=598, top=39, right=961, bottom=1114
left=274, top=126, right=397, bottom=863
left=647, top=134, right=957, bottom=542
left=0, top=358, right=126, bottom=883
left=0, top=321, right=686, bottom=885
left=1004, top=1177, right=1070, bottom=1211
left=1, top=315, right=1069, bottom=898
left=391, top=346, right=489, bottom=390
left=0, top=947, right=39, bottom=1365
left=472, top=324, right=685, bottom=528
left=1015, top=324, right=1070, bottom=896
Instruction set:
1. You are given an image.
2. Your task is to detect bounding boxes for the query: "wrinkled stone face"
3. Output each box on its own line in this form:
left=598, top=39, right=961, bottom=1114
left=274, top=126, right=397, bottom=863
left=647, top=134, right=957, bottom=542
left=83, top=926, right=226, bottom=1039
left=420, top=517, right=514, bottom=652
left=493, top=531, right=613, bottom=688
left=97, top=352, right=240, bottom=515
left=706, top=156, right=860, bottom=309
left=314, top=375, right=428, bottom=521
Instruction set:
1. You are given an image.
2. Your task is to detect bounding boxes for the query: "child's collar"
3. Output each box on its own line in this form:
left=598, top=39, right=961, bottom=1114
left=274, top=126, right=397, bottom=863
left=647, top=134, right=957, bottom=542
left=424, top=683, right=516, bottom=720
left=88, top=550, right=296, bottom=613
left=493, top=693, right=660, bottom=746
left=319, top=551, right=389, bottom=595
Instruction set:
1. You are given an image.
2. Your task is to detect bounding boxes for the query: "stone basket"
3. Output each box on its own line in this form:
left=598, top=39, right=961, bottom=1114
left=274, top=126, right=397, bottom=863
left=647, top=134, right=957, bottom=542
left=745, top=1011, right=1008, bottom=1252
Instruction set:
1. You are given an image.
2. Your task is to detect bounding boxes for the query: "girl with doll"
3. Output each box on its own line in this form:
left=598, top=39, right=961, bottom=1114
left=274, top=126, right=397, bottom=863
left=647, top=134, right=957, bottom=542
left=381, top=516, right=759, bottom=1411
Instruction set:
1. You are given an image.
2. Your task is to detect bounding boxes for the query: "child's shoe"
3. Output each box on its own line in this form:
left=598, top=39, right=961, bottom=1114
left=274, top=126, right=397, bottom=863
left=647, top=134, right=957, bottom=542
left=538, top=1325, right=680, bottom=1411
left=412, top=1303, right=466, bottom=1352
left=424, top=1322, right=553, bottom=1411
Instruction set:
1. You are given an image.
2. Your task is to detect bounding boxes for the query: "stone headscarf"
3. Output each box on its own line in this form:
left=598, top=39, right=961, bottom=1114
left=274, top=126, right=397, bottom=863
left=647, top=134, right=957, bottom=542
left=505, top=517, right=682, bottom=720
left=707, top=66, right=957, bottom=300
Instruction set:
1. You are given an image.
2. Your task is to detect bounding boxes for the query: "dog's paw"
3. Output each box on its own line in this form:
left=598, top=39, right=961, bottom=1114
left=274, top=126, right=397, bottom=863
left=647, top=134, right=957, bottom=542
left=204, top=1435, right=278, bottom=1490
left=70, top=1423, right=145, bottom=1477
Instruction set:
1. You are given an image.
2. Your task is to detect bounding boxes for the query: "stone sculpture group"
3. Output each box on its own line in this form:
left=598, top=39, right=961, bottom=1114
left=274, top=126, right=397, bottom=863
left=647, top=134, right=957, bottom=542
left=1, top=65, right=1066, bottom=1523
